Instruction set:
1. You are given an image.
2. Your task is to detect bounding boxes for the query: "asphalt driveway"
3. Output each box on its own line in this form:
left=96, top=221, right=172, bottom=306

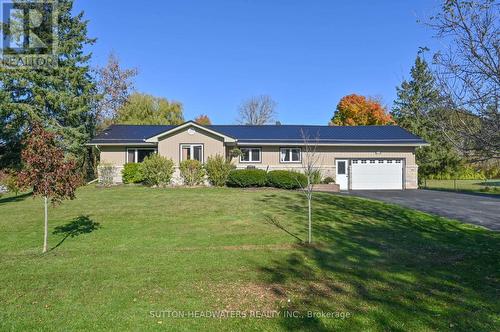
left=348, top=189, right=500, bottom=231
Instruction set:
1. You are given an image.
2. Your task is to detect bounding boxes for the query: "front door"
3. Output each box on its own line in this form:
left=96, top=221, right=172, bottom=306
left=336, top=159, right=348, bottom=190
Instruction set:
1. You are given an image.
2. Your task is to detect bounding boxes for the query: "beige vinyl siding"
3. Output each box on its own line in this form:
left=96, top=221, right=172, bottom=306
left=157, top=126, right=225, bottom=165
left=228, top=145, right=418, bottom=189
left=99, top=146, right=127, bottom=165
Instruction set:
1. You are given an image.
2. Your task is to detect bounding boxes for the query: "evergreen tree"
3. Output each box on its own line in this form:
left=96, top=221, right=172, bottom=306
left=0, top=0, right=97, bottom=172
left=392, top=55, right=461, bottom=177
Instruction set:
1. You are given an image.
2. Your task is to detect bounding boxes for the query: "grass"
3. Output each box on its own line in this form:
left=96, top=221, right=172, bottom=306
left=0, top=186, right=498, bottom=331
left=422, top=179, right=500, bottom=195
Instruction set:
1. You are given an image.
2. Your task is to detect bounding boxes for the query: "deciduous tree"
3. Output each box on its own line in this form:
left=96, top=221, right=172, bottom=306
left=427, top=0, right=500, bottom=161
left=237, top=95, right=277, bottom=125
left=299, top=129, right=322, bottom=244
left=95, top=53, right=138, bottom=128
left=330, top=94, right=394, bottom=126
left=115, top=93, right=184, bottom=125
left=18, top=124, right=81, bottom=253
left=194, top=114, right=211, bottom=125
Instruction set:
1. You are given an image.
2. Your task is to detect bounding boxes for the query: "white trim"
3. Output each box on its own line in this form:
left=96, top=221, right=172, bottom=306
left=180, top=144, right=204, bottom=162
left=280, top=147, right=302, bottom=163
left=237, top=142, right=429, bottom=147
left=145, top=122, right=237, bottom=143
left=126, top=148, right=157, bottom=163
left=240, top=147, right=261, bottom=163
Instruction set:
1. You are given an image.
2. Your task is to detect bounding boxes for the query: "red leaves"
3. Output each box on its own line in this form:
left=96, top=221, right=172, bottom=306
left=330, top=94, right=395, bottom=126
left=18, top=123, right=81, bottom=204
left=194, top=114, right=212, bottom=126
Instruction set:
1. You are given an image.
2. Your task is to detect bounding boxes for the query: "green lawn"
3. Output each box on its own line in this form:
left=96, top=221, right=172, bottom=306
left=0, top=186, right=498, bottom=331
left=422, top=179, right=500, bottom=195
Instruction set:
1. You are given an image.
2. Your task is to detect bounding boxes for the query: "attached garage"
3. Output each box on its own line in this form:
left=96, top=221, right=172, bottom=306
left=351, top=159, right=403, bottom=190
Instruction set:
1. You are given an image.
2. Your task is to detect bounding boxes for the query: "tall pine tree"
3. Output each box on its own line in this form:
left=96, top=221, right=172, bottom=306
left=0, top=0, right=97, bottom=174
left=392, top=55, right=461, bottom=178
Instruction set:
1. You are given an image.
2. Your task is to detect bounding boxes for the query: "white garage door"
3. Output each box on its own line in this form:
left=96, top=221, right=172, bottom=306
left=351, top=159, right=403, bottom=190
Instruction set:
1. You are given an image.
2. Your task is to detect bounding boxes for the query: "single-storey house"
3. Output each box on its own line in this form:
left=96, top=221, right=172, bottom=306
left=87, top=121, right=427, bottom=190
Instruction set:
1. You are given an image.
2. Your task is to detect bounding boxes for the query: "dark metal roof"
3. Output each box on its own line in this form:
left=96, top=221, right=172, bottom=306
left=89, top=125, right=175, bottom=144
left=89, top=123, right=426, bottom=145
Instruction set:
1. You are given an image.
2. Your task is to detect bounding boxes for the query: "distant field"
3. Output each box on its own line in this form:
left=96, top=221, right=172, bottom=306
left=422, top=179, right=500, bottom=195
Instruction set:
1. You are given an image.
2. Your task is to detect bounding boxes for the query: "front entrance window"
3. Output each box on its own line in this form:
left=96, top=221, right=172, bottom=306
left=181, top=144, right=203, bottom=162
left=337, top=161, right=346, bottom=174
left=127, top=148, right=156, bottom=163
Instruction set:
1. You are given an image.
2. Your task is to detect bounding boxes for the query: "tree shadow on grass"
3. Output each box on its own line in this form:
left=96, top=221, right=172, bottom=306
left=51, top=215, right=101, bottom=250
left=257, top=192, right=500, bottom=331
left=263, top=214, right=304, bottom=243
left=0, top=192, right=32, bottom=205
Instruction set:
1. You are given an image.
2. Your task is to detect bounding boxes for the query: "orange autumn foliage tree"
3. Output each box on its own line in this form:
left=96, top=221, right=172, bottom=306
left=194, top=114, right=212, bottom=125
left=330, top=94, right=395, bottom=126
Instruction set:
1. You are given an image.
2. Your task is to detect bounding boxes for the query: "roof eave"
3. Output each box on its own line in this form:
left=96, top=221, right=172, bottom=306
left=236, top=141, right=429, bottom=147
left=86, top=142, right=157, bottom=146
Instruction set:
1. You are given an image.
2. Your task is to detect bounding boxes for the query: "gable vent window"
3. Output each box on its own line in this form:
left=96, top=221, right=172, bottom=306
left=127, top=148, right=156, bottom=163
left=280, top=148, right=301, bottom=163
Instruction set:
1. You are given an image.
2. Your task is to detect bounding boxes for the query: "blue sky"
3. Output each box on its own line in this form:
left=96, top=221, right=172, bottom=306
left=73, top=0, right=442, bottom=125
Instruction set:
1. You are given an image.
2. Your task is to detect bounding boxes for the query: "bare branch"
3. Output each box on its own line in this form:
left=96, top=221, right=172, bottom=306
left=237, top=95, right=277, bottom=125
left=426, top=0, right=500, bottom=160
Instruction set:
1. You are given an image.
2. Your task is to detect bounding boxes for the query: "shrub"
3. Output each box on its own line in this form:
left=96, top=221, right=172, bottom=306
left=322, top=176, right=335, bottom=184
left=140, top=154, right=174, bottom=187
left=311, top=169, right=322, bottom=184
left=205, top=154, right=234, bottom=186
left=122, top=163, right=144, bottom=184
left=428, top=166, right=486, bottom=180
left=99, top=163, right=116, bottom=187
left=179, top=160, right=205, bottom=186
left=226, top=169, right=267, bottom=187
left=266, top=170, right=307, bottom=189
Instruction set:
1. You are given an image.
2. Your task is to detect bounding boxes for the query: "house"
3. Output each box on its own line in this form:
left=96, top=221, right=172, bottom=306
left=87, top=121, right=427, bottom=190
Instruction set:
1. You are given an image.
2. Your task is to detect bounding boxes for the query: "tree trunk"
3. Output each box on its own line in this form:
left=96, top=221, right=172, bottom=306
left=43, top=196, right=48, bottom=253
left=308, top=197, right=312, bottom=244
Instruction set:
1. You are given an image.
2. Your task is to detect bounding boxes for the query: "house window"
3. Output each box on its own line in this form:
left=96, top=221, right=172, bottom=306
left=181, top=144, right=203, bottom=162
left=361, top=160, right=367, bottom=164
left=280, top=148, right=301, bottom=163
left=395, top=160, right=402, bottom=163
left=240, top=148, right=261, bottom=163
left=126, top=148, right=156, bottom=163
left=370, top=160, right=376, bottom=163
left=378, top=160, right=384, bottom=163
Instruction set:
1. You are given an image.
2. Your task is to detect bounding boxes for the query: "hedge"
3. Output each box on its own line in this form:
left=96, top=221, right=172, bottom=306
left=266, top=170, right=307, bottom=189
left=226, top=169, right=267, bottom=187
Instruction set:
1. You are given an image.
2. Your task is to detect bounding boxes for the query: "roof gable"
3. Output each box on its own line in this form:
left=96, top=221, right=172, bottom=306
left=144, top=121, right=237, bottom=143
